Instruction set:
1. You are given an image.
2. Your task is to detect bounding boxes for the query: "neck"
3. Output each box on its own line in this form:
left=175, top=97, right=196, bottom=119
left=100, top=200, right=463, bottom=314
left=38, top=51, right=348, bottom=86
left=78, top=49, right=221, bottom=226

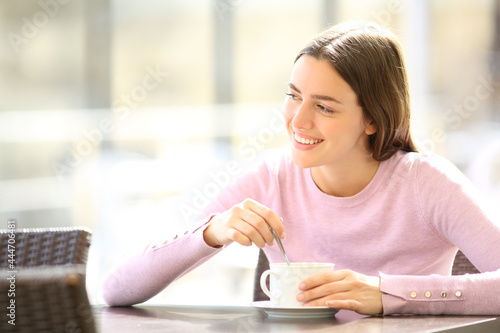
left=310, top=154, right=380, bottom=197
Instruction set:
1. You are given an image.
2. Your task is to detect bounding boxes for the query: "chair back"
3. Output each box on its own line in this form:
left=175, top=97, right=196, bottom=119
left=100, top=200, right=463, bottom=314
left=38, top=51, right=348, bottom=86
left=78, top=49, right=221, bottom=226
left=0, top=227, right=95, bottom=333
left=1, top=265, right=96, bottom=333
left=0, top=227, right=91, bottom=268
left=452, top=250, right=480, bottom=275
left=253, top=249, right=270, bottom=302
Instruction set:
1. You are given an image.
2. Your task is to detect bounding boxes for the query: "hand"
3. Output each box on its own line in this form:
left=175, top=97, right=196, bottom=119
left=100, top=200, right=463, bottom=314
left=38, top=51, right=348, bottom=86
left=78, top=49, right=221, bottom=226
left=297, top=269, right=383, bottom=315
left=203, top=199, right=285, bottom=248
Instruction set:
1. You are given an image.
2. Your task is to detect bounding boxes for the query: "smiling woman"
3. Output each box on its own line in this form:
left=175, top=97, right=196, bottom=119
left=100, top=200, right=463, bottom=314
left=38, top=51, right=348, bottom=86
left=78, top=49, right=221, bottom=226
left=284, top=55, right=380, bottom=197
left=295, top=21, right=417, bottom=162
left=281, top=21, right=417, bottom=196
left=103, top=20, right=500, bottom=317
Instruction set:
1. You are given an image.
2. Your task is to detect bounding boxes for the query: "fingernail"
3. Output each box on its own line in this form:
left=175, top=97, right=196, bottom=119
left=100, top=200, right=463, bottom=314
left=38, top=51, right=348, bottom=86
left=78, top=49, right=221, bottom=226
left=280, top=231, right=286, bottom=239
left=297, top=294, right=304, bottom=301
left=268, top=239, right=274, bottom=246
left=299, top=282, right=305, bottom=290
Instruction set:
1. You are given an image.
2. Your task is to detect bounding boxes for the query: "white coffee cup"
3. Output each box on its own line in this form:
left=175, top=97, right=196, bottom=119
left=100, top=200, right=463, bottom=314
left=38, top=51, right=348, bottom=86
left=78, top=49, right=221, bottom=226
left=260, top=262, right=335, bottom=307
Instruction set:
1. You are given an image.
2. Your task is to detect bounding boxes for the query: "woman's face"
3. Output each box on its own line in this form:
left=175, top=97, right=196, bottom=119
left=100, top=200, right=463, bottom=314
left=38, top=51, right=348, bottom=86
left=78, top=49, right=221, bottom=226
left=283, top=55, right=376, bottom=169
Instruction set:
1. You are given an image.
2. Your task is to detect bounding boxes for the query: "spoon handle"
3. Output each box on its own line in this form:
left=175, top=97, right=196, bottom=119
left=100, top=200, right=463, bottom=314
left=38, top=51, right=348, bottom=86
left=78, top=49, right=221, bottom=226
left=269, top=226, right=290, bottom=265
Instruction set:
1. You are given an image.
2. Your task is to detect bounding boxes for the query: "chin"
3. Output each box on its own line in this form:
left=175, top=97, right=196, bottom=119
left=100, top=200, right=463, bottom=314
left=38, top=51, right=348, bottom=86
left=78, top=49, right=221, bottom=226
left=290, top=151, right=317, bottom=169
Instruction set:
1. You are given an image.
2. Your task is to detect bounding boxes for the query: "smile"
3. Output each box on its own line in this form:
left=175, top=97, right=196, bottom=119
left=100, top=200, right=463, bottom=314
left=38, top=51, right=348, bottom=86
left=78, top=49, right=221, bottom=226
left=294, top=133, right=324, bottom=145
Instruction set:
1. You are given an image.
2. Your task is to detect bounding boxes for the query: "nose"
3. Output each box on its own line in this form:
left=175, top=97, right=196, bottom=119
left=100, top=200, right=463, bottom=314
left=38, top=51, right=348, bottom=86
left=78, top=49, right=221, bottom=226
left=290, top=102, right=314, bottom=130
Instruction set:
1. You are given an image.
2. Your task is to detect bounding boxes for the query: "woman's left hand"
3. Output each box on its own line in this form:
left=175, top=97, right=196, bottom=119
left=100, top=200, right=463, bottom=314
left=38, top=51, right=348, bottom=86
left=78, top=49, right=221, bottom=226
left=296, top=269, right=383, bottom=315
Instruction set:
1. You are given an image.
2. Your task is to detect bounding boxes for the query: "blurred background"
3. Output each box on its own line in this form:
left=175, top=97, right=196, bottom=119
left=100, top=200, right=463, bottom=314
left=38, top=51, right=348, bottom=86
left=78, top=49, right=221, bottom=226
left=0, top=0, right=499, bottom=306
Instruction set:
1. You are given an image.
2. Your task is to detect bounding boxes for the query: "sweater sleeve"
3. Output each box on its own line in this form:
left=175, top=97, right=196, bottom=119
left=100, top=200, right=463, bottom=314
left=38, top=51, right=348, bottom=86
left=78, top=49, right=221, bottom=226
left=380, top=270, right=500, bottom=315
left=380, top=154, right=500, bottom=315
left=102, top=156, right=278, bottom=307
left=103, top=216, right=224, bottom=306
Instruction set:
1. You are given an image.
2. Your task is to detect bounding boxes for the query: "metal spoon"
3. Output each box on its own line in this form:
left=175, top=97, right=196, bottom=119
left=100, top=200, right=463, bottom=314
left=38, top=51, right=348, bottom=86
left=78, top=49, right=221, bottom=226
left=268, top=225, right=290, bottom=265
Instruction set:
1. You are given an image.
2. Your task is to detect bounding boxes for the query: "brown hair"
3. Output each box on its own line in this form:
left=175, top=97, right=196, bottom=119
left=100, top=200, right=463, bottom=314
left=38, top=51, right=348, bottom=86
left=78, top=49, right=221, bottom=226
left=296, top=21, right=418, bottom=161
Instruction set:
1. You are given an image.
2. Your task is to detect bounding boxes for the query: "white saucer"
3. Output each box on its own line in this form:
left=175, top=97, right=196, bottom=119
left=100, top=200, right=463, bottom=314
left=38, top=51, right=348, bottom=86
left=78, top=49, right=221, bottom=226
left=251, top=301, right=339, bottom=319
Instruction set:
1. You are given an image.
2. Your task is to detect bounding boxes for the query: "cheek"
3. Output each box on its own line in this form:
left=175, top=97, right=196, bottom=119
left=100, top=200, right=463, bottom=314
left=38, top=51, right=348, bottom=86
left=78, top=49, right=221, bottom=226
left=282, top=102, right=295, bottom=125
left=322, top=121, right=356, bottom=141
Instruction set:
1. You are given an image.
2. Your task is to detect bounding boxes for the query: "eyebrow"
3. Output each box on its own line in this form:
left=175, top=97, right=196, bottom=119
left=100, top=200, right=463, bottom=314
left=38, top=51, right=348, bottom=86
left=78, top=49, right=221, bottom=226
left=288, top=82, right=343, bottom=105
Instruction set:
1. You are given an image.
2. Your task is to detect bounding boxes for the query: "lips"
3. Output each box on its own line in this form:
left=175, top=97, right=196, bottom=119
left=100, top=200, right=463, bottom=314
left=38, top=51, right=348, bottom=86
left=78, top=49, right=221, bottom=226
left=293, top=132, right=324, bottom=145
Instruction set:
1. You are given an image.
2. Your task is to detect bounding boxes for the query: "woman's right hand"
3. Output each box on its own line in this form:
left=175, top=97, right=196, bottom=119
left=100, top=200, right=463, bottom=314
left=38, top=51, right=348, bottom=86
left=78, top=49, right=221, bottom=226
left=203, top=199, right=285, bottom=248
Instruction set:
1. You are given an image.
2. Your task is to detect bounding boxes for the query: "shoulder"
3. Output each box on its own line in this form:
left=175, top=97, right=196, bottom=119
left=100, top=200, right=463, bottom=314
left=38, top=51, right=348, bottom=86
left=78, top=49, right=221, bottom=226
left=390, top=151, right=468, bottom=185
left=251, top=148, right=296, bottom=176
left=229, top=148, right=294, bottom=189
left=389, top=151, right=483, bottom=216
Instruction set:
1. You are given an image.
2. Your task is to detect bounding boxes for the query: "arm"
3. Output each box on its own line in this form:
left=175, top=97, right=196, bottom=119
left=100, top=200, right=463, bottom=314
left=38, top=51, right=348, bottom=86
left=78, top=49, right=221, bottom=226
left=381, top=270, right=500, bottom=315
left=380, top=154, right=500, bottom=315
left=103, top=200, right=285, bottom=306
left=103, top=217, right=223, bottom=306
left=298, top=153, right=500, bottom=316
left=103, top=156, right=284, bottom=306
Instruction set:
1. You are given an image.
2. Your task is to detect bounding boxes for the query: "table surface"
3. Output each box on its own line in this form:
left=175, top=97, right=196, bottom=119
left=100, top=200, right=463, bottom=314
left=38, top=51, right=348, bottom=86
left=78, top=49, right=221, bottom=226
left=93, top=304, right=500, bottom=333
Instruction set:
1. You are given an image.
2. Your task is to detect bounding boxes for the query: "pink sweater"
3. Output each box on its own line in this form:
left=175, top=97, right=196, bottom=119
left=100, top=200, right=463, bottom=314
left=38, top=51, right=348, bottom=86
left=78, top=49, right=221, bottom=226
left=103, top=150, right=500, bottom=315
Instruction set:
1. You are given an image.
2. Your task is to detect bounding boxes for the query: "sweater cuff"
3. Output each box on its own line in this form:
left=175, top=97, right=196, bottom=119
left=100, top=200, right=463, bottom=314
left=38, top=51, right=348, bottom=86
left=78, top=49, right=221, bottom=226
left=380, top=273, right=466, bottom=315
left=191, top=214, right=224, bottom=250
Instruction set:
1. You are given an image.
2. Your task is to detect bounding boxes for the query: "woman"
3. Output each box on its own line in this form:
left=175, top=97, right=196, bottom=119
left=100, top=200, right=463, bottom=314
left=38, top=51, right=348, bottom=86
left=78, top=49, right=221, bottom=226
left=103, top=21, right=500, bottom=315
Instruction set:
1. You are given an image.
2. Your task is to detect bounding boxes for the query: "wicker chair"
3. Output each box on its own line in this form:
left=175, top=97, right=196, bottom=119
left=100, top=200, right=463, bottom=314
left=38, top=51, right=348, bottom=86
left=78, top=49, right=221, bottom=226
left=452, top=250, right=480, bottom=275
left=253, top=249, right=480, bottom=302
left=0, top=227, right=91, bottom=268
left=0, top=227, right=96, bottom=333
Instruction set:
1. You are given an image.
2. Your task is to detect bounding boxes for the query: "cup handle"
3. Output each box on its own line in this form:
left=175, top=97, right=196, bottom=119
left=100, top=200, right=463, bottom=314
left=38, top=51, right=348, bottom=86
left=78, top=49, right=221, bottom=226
left=260, top=270, right=280, bottom=305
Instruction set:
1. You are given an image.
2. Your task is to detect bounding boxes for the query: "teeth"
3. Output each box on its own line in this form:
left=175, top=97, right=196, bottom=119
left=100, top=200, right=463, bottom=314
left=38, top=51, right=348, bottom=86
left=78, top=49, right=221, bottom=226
left=294, top=133, right=323, bottom=145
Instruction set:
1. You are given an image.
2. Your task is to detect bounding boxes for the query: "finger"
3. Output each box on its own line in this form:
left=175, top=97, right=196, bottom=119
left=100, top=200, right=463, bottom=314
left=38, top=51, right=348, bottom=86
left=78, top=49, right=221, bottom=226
left=302, top=294, right=340, bottom=307
left=232, top=223, right=266, bottom=248
left=304, top=282, right=383, bottom=315
left=230, top=216, right=269, bottom=248
left=238, top=200, right=278, bottom=245
left=243, top=199, right=285, bottom=239
left=226, top=205, right=268, bottom=247
left=226, top=228, right=252, bottom=247
left=298, top=281, right=351, bottom=304
left=326, top=299, right=359, bottom=311
left=302, top=297, right=328, bottom=307
left=307, top=287, right=353, bottom=303
left=299, top=271, right=343, bottom=290
left=237, top=208, right=275, bottom=246
left=327, top=299, right=382, bottom=316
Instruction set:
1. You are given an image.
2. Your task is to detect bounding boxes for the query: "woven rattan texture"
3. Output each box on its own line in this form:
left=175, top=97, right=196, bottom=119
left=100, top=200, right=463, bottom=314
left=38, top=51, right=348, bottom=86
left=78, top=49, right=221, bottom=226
left=0, top=228, right=91, bottom=267
left=1, top=265, right=96, bottom=333
left=452, top=250, right=480, bottom=275
left=253, top=249, right=270, bottom=302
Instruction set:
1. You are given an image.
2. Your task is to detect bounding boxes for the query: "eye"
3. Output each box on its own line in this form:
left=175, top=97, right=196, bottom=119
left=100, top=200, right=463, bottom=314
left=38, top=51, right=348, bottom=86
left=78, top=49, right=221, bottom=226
left=285, top=92, right=300, bottom=100
left=317, top=104, right=335, bottom=115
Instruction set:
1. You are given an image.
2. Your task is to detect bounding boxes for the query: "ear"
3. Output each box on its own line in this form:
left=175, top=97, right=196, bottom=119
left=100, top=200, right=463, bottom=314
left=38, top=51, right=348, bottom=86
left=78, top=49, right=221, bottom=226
left=364, top=118, right=377, bottom=136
